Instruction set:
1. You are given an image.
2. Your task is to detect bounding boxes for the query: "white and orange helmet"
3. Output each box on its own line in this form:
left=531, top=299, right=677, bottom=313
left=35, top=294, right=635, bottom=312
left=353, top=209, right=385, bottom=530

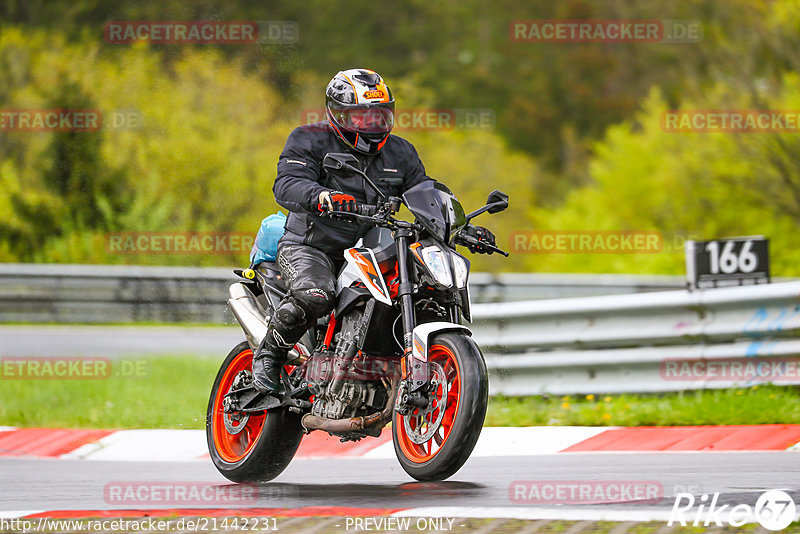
left=325, top=69, right=395, bottom=155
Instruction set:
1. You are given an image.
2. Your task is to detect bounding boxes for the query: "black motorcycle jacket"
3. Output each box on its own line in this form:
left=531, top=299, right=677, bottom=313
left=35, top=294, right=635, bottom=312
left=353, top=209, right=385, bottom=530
left=273, top=120, right=433, bottom=254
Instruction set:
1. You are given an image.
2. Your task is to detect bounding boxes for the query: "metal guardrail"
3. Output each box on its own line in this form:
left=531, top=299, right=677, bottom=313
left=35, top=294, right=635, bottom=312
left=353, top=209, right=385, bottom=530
left=2, top=263, right=798, bottom=396
left=0, top=263, right=684, bottom=324
left=467, top=272, right=685, bottom=301
left=0, top=264, right=239, bottom=324
left=472, top=281, right=800, bottom=395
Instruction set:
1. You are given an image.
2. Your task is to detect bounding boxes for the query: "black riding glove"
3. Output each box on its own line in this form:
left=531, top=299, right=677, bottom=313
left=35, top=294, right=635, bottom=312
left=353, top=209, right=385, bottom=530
left=461, top=224, right=496, bottom=254
left=318, top=190, right=357, bottom=213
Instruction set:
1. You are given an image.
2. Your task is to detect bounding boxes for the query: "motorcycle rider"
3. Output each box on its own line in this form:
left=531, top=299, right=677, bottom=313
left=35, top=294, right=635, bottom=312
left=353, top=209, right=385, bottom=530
left=252, top=68, right=497, bottom=394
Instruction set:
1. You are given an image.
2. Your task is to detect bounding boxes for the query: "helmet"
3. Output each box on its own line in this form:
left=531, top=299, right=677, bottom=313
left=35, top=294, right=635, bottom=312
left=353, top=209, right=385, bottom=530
left=325, top=69, right=395, bottom=155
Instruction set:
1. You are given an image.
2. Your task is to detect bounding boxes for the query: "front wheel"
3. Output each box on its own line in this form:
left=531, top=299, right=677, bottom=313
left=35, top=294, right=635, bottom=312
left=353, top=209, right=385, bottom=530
left=206, top=341, right=303, bottom=483
left=392, top=332, right=488, bottom=481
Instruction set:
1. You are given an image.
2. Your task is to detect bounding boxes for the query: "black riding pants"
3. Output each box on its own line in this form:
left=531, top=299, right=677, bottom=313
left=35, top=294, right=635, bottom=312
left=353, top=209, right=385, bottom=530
left=269, top=244, right=344, bottom=347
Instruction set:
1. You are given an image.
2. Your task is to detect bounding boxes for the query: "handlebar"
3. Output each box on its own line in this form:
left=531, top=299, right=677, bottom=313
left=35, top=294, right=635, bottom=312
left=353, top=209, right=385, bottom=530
left=320, top=203, right=508, bottom=256
left=319, top=203, right=378, bottom=217
left=359, top=204, right=378, bottom=216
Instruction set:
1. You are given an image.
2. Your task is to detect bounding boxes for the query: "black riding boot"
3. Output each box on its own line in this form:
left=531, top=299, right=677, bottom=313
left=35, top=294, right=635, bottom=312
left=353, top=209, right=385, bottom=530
left=251, top=330, right=291, bottom=394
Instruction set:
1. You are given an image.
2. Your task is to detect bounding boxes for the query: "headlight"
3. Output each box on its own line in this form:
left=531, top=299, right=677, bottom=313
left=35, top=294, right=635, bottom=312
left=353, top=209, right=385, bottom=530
left=452, top=254, right=468, bottom=288
left=420, top=246, right=452, bottom=287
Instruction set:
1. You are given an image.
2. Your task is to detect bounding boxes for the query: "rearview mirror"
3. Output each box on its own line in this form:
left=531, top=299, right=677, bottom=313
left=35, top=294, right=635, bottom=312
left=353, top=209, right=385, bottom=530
left=486, top=190, right=509, bottom=214
left=321, top=152, right=387, bottom=201
left=466, top=189, right=509, bottom=221
left=322, top=152, right=359, bottom=173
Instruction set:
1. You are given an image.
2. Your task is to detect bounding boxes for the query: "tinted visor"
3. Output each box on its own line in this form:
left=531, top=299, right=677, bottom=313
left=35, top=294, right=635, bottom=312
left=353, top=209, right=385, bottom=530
left=329, top=102, right=395, bottom=134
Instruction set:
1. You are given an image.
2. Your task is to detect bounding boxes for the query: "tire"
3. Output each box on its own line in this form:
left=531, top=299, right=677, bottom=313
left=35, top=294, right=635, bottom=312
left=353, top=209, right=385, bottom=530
left=392, top=332, right=489, bottom=481
left=206, top=341, right=303, bottom=483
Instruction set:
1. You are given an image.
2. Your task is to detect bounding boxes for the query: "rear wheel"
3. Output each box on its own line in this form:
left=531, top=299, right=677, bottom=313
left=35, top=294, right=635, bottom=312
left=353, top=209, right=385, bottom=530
left=392, top=332, right=488, bottom=481
left=206, top=341, right=303, bottom=483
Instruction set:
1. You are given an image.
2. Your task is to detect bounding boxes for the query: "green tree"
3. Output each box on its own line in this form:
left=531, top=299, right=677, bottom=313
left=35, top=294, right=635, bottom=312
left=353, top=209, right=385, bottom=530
left=528, top=85, right=800, bottom=276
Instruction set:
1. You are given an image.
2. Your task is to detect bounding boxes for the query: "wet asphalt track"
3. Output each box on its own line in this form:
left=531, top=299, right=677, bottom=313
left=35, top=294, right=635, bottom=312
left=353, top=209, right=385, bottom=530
left=2, top=325, right=799, bottom=523
left=1, top=452, right=798, bottom=519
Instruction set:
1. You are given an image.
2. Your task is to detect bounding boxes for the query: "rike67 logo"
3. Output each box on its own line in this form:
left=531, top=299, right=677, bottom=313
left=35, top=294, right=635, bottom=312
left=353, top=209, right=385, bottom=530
left=669, top=490, right=797, bottom=531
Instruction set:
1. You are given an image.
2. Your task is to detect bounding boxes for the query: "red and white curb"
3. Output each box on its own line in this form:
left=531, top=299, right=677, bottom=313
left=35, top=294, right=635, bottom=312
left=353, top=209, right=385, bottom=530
left=1, top=425, right=799, bottom=462
left=0, top=507, right=405, bottom=520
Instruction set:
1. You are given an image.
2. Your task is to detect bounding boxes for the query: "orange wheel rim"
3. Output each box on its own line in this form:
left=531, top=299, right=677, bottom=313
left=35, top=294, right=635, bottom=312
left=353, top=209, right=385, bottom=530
left=211, top=348, right=266, bottom=463
left=396, top=344, right=461, bottom=463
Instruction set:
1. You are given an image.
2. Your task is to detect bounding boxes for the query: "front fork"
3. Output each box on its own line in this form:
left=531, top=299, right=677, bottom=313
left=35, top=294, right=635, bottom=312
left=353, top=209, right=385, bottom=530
left=394, top=230, right=431, bottom=414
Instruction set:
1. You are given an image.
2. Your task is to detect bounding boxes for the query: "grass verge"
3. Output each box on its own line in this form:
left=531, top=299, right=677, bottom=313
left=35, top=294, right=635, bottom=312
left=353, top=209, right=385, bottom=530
left=0, top=355, right=220, bottom=429
left=485, top=385, right=800, bottom=427
left=1, top=355, right=798, bottom=429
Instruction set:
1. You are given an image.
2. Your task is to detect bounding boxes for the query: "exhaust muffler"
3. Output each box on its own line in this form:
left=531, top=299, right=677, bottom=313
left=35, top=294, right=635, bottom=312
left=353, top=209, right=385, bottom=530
left=228, top=283, right=269, bottom=350
left=228, top=282, right=309, bottom=364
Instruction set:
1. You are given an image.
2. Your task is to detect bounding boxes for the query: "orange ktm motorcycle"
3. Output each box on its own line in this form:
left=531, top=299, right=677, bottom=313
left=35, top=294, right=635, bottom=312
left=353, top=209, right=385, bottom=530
left=207, top=152, right=508, bottom=482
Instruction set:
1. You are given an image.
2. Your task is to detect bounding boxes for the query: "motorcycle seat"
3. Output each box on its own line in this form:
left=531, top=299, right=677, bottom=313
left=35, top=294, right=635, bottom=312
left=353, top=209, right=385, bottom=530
left=256, top=262, right=288, bottom=294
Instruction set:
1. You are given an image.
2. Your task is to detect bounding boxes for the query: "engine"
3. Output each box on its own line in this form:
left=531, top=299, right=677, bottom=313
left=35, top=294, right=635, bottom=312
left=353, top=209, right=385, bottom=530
left=303, top=352, right=395, bottom=420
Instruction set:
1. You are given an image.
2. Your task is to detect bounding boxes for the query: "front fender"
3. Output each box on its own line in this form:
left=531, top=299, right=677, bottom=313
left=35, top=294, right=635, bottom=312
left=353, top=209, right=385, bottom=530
left=411, top=321, right=472, bottom=363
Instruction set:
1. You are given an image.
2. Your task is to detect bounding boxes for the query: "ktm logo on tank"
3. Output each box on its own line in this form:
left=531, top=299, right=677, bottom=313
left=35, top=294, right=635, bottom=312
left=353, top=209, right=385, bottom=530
left=363, top=90, right=385, bottom=99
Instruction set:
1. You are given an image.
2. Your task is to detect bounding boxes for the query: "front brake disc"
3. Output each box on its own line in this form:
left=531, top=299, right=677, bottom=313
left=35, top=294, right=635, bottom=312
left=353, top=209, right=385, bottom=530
left=403, top=361, right=447, bottom=444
